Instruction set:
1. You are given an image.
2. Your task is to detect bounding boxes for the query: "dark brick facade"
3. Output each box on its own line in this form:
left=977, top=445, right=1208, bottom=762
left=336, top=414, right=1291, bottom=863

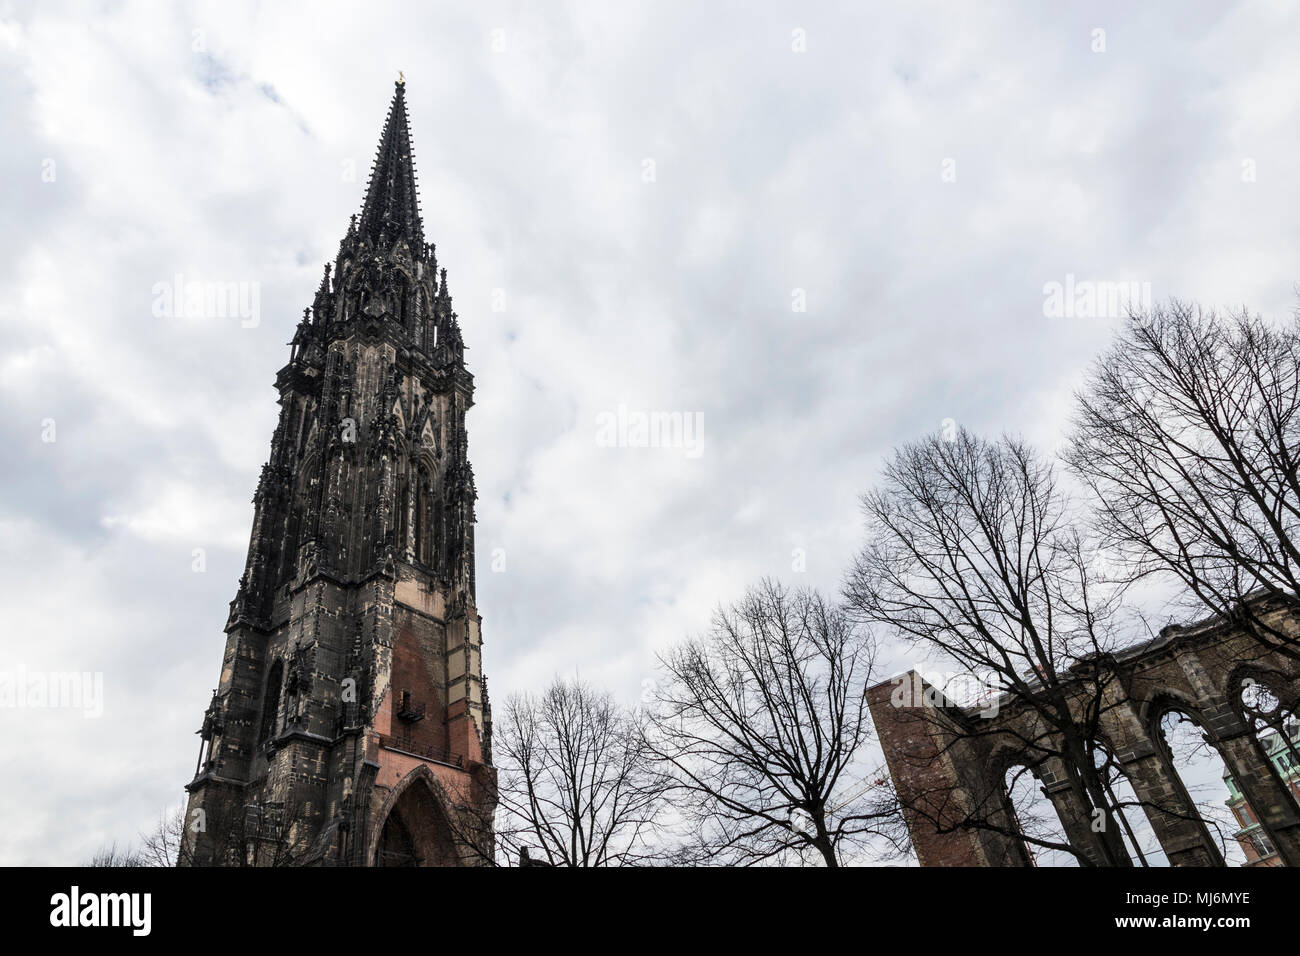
left=181, top=80, right=496, bottom=866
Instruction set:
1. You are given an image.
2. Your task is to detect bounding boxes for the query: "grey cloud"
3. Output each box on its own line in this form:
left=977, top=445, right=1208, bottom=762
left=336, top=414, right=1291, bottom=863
left=1, top=0, right=1296, bottom=863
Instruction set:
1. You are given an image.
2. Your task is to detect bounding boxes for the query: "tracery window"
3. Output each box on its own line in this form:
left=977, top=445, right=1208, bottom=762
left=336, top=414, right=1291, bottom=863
left=1238, top=677, right=1300, bottom=810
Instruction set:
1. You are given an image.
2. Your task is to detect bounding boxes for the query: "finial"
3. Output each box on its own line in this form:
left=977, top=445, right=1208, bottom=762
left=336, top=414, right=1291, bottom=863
left=397, top=71, right=405, bottom=87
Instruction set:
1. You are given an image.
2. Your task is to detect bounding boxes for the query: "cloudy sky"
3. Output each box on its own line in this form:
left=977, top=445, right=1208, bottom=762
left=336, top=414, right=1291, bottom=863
left=2, top=0, right=1299, bottom=864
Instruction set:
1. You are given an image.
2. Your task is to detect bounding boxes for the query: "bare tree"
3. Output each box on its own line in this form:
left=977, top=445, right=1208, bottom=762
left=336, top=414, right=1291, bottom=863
left=843, top=429, right=1144, bottom=866
left=492, top=677, right=671, bottom=866
left=84, top=842, right=145, bottom=867
left=646, top=580, right=901, bottom=867
left=84, top=807, right=191, bottom=867
left=137, top=807, right=188, bottom=867
left=1067, top=301, right=1300, bottom=661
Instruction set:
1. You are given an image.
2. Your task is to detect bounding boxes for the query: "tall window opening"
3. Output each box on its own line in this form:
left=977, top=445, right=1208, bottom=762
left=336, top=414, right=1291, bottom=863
left=259, top=661, right=284, bottom=745
left=414, top=465, right=431, bottom=564
left=1004, top=764, right=1074, bottom=866
left=1155, top=708, right=1235, bottom=865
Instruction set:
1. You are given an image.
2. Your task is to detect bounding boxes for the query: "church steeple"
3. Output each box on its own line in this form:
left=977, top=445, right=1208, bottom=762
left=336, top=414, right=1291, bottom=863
left=288, top=80, right=471, bottom=367
left=181, top=78, right=495, bottom=868
left=357, top=78, right=424, bottom=250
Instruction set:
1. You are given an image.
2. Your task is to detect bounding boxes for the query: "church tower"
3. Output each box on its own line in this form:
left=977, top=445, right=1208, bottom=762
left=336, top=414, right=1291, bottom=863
left=182, top=79, right=495, bottom=866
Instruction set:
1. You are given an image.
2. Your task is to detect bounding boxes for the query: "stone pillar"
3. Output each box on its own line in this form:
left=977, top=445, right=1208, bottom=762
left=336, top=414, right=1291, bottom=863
left=1035, top=756, right=1130, bottom=866
left=1115, top=738, right=1223, bottom=866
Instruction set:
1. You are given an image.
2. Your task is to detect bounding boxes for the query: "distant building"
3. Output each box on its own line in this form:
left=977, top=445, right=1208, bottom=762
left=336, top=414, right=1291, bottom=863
left=1224, top=721, right=1300, bottom=867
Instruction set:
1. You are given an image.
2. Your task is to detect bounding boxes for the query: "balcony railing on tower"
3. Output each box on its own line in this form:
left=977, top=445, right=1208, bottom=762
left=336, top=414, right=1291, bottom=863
left=378, top=731, right=463, bottom=768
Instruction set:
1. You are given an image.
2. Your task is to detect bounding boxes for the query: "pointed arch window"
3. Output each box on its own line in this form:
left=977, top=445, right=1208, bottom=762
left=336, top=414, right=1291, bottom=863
left=396, top=469, right=410, bottom=554
left=1090, top=741, right=1167, bottom=866
left=281, top=495, right=303, bottom=585
left=414, top=464, right=432, bottom=565
left=1001, top=763, right=1069, bottom=867
left=259, top=661, right=284, bottom=745
left=392, top=273, right=407, bottom=325
left=435, top=499, right=448, bottom=571
left=1238, top=678, right=1300, bottom=809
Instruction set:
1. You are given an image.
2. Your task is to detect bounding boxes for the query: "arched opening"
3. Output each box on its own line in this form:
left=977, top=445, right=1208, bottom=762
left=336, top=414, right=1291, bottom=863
left=1089, top=741, right=1169, bottom=866
left=1237, top=677, right=1300, bottom=804
left=391, top=272, right=416, bottom=329
left=1228, top=676, right=1300, bottom=865
left=434, top=498, right=447, bottom=572
left=403, top=278, right=415, bottom=329
left=377, top=805, right=417, bottom=865
left=1153, top=707, right=1234, bottom=865
left=375, top=777, right=457, bottom=867
left=395, top=468, right=409, bottom=554
left=414, top=464, right=432, bottom=565
left=1003, top=763, right=1075, bottom=867
left=259, top=661, right=284, bottom=745
left=279, top=495, right=303, bottom=585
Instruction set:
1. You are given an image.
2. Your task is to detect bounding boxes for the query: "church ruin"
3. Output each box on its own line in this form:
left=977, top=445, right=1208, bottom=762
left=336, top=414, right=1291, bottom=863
left=869, top=602, right=1300, bottom=866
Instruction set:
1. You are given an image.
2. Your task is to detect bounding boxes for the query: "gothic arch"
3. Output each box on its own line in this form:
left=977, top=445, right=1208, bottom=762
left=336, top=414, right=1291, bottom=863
left=1136, top=686, right=1205, bottom=732
left=277, top=462, right=317, bottom=585
left=389, top=435, right=410, bottom=548
left=997, top=757, right=1069, bottom=866
left=414, top=445, right=440, bottom=477
left=1087, top=735, right=1167, bottom=866
left=391, top=270, right=412, bottom=326
left=369, top=765, right=459, bottom=866
left=1146, top=696, right=1230, bottom=865
left=413, top=462, right=433, bottom=565
left=1227, top=665, right=1299, bottom=714
left=1227, top=667, right=1300, bottom=815
left=259, top=660, right=284, bottom=745
left=409, top=450, right=442, bottom=568
left=983, top=729, right=1039, bottom=771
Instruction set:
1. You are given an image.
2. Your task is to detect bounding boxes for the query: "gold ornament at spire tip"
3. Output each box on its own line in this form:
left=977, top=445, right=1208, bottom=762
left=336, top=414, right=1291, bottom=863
left=397, top=71, right=404, bottom=86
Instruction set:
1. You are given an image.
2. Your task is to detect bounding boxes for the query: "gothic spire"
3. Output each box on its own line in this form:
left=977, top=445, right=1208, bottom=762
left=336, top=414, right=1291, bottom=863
left=357, top=78, right=424, bottom=250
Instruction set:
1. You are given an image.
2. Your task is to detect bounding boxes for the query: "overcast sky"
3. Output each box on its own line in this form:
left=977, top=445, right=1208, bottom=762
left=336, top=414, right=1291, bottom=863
left=3, top=0, right=1299, bottom=865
